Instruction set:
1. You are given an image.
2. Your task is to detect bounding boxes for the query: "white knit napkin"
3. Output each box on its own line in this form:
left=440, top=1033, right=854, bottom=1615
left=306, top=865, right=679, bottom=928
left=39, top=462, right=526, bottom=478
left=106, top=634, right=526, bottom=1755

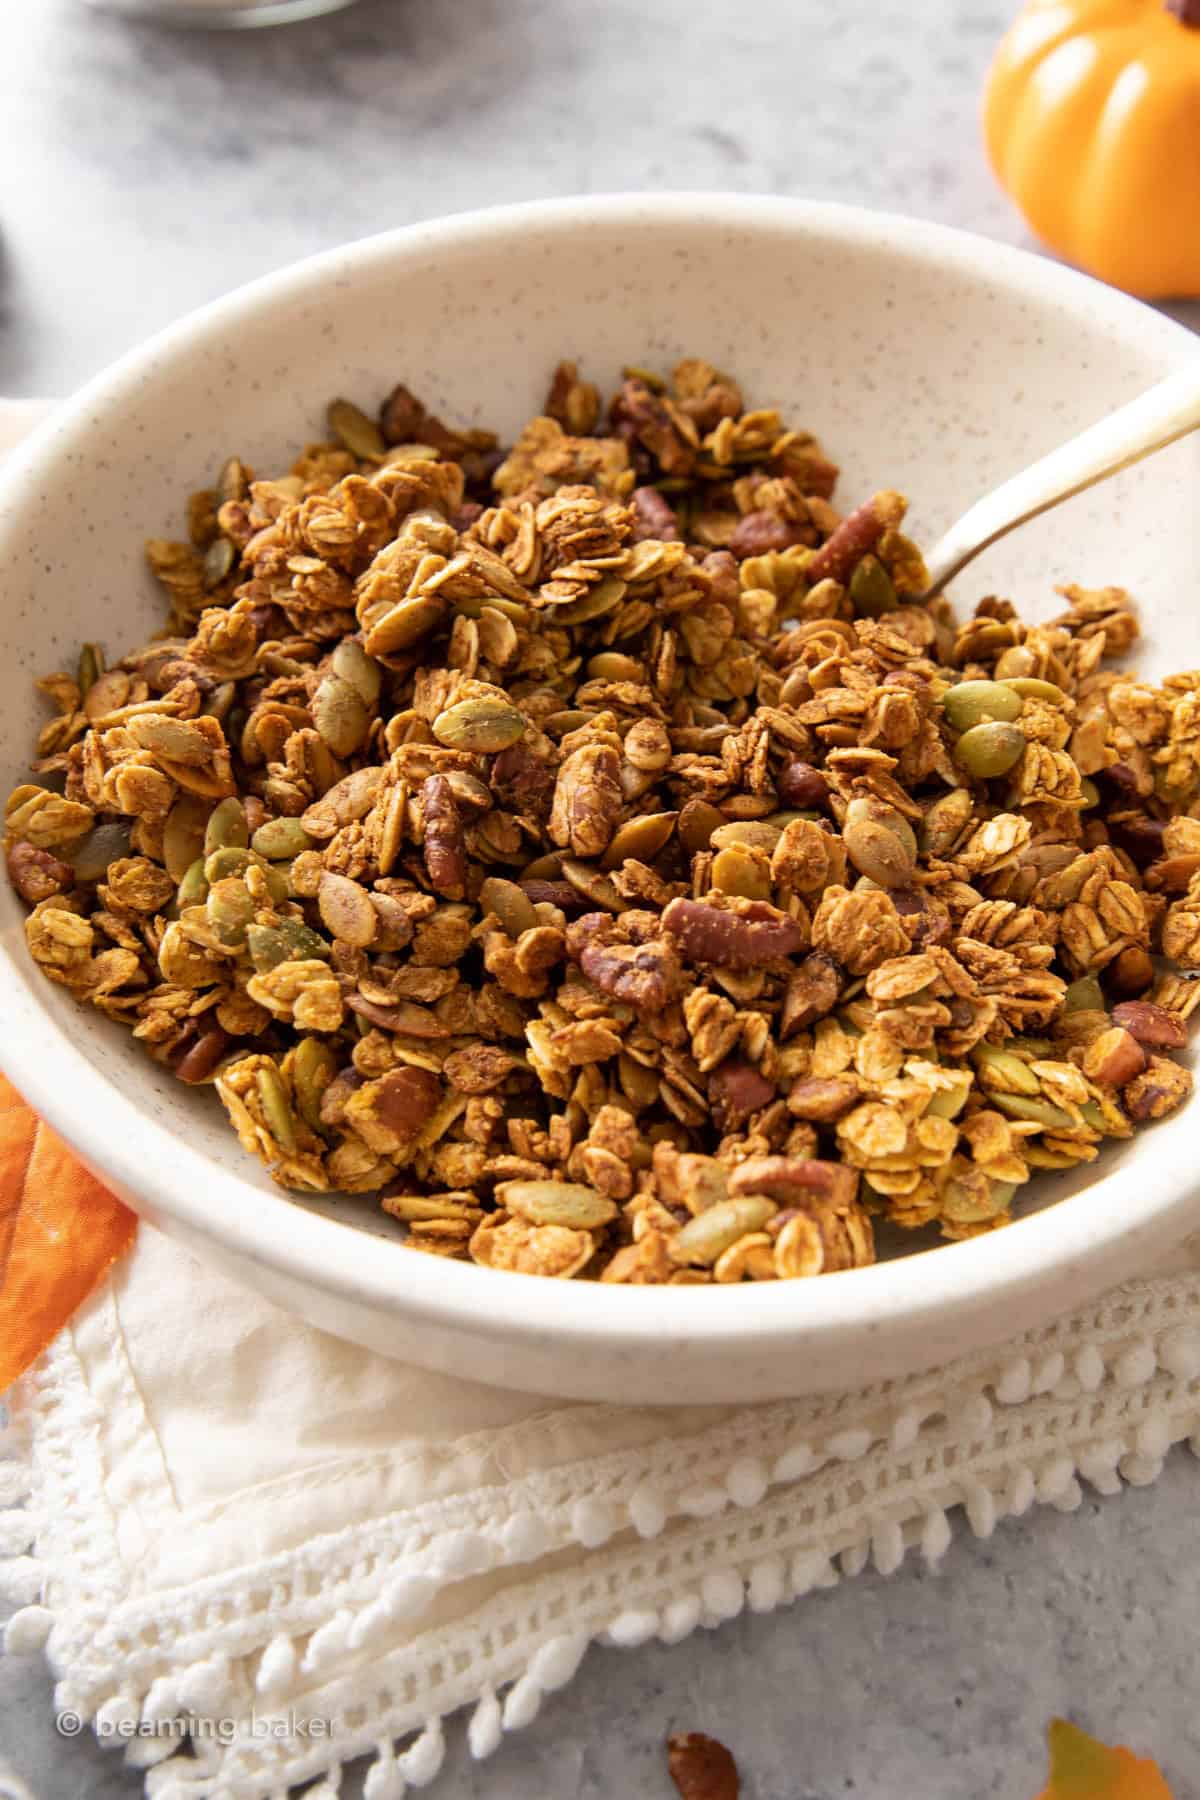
left=4, top=1227, right=1200, bottom=1800
left=3, top=398, right=1200, bottom=1800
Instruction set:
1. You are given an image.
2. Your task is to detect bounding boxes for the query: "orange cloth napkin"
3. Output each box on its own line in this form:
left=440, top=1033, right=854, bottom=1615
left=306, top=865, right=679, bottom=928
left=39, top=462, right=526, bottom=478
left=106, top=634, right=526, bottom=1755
left=0, top=1072, right=136, bottom=1390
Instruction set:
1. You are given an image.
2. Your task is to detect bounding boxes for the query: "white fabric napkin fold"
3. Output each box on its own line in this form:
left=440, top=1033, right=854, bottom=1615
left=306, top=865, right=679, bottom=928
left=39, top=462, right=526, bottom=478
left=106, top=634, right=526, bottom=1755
left=3, top=397, right=1200, bottom=1800
left=4, top=1228, right=1200, bottom=1800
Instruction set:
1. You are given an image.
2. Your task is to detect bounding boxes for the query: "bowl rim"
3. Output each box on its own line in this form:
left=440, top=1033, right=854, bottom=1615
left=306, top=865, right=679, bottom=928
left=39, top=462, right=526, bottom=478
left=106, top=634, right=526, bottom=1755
left=3, top=190, right=1200, bottom=1360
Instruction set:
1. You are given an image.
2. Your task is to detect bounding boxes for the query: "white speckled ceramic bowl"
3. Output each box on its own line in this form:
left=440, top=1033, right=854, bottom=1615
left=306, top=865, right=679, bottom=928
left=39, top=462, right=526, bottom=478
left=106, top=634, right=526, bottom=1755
left=2, top=195, right=1199, bottom=1403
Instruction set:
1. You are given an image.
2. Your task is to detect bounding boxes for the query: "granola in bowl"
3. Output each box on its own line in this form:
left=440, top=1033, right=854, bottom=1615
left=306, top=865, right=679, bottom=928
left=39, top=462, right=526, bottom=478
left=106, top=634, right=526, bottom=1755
left=6, top=357, right=1198, bottom=1286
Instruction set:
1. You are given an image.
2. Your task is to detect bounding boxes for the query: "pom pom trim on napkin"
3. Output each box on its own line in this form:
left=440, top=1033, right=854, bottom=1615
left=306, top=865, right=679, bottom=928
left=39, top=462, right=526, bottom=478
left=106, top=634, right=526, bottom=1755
left=3, top=1249, right=1200, bottom=1800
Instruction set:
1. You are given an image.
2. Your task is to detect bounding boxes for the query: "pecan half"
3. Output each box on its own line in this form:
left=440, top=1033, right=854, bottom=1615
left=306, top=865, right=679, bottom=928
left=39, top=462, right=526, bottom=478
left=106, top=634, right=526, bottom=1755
left=667, top=1733, right=739, bottom=1800
left=346, top=1065, right=442, bottom=1153
left=1112, top=1000, right=1188, bottom=1049
left=785, top=1075, right=859, bottom=1122
left=6, top=840, right=74, bottom=904
left=490, top=743, right=557, bottom=821
left=780, top=951, right=840, bottom=1037
left=728, top=1154, right=859, bottom=1209
left=579, top=935, right=684, bottom=1011
left=421, top=773, right=467, bottom=900
left=1081, top=1027, right=1146, bottom=1088
left=442, top=1043, right=523, bottom=1093
left=804, top=489, right=906, bottom=587
left=708, top=1059, right=776, bottom=1133
left=728, top=509, right=807, bottom=558
left=662, top=896, right=807, bottom=969
left=549, top=742, right=623, bottom=858
left=630, top=484, right=680, bottom=542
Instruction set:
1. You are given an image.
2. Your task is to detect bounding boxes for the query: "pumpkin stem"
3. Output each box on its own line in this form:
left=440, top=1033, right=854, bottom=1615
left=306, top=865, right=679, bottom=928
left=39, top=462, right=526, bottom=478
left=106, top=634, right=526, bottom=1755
left=1166, top=0, right=1200, bottom=26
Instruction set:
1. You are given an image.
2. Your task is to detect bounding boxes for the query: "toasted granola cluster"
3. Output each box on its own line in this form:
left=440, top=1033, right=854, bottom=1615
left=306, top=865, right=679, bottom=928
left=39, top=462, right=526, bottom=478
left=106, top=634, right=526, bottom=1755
left=7, top=358, right=1200, bottom=1284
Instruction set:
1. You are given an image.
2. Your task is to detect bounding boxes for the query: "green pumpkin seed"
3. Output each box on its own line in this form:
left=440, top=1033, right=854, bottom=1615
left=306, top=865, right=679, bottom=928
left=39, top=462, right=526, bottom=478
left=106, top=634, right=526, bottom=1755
left=203, top=536, right=236, bottom=590
left=206, top=877, right=256, bottom=946
left=162, top=793, right=211, bottom=882
left=77, top=642, right=103, bottom=696
left=924, top=1071, right=973, bottom=1119
left=256, top=1062, right=297, bottom=1151
left=602, top=812, right=677, bottom=870
left=678, top=798, right=726, bottom=855
left=204, top=796, right=249, bottom=856
left=1079, top=778, right=1100, bottom=809
left=586, top=652, right=645, bottom=682
left=999, top=676, right=1066, bottom=704
left=452, top=594, right=529, bottom=623
left=312, top=674, right=370, bottom=758
left=200, top=680, right=236, bottom=724
left=994, top=645, right=1038, bottom=679
left=710, top=820, right=783, bottom=854
left=848, top=554, right=897, bottom=618
left=674, top=1196, right=777, bottom=1266
left=327, top=397, right=386, bottom=461
left=480, top=876, right=539, bottom=938
left=364, top=593, right=448, bottom=656
left=711, top=844, right=772, bottom=900
left=622, top=363, right=666, bottom=391
left=217, top=456, right=249, bottom=504
left=842, top=796, right=916, bottom=888
left=381, top=441, right=440, bottom=464
left=205, top=845, right=254, bottom=885
left=445, top=769, right=492, bottom=813
left=561, top=859, right=626, bottom=912
left=972, top=1043, right=1041, bottom=1096
left=300, top=766, right=384, bottom=838
left=1064, top=976, right=1105, bottom=1013
left=499, top=1179, right=617, bottom=1230
left=245, top=925, right=291, bottom=973
left=330, top=638, right=382, bottom=705
left=277, top=916, right=331, bottom=959
left=941, top=1174, right=1018, bottom=1225
left=318, top=869, right=378, bottom=946
left=432, top=696, right=526, bottom=754
left=68, top=820, right=132, bottom=884
left=1079, top=1101, right=1109, bottom=1132
left=520, top=852, right=564, bottom=882
left=942, top=680, right=1024, bottom=732
left=252, top=817, right=315, bottom=860
left=955, top=721, right=1026, bottom=778
left=541, top=710, right=595, bottom=737
left=264, top=864, right=292, bottom=905
left=920, top=787, right=974, bottom=857
left=992, top=1092, right=1075, bottom=1130
left=553, top=576, right=627, bottom=624
left=176, top=857, right=210, bottom=909
left=291, top=1038, right=336, bottom=1133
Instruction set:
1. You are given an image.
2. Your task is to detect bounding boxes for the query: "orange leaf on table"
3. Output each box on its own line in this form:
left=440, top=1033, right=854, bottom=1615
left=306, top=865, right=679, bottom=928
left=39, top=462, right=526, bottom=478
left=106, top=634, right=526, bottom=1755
left=1036, top=1719, right=1176, bottom=1800
left=0, top=1073, right=137, bottom=1391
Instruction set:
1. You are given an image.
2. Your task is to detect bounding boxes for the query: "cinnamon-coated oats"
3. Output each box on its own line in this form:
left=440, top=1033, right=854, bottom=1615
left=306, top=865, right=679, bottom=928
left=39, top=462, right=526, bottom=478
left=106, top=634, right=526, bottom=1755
left=7, top=358, right=1200, bottom=1282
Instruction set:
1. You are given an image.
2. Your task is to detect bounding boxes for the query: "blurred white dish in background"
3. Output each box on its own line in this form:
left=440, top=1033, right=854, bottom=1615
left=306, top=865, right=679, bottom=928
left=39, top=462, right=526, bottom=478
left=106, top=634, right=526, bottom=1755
left=79, top=0, right=358, bottom=27
left=1, top=194, right=1199, bottom=1403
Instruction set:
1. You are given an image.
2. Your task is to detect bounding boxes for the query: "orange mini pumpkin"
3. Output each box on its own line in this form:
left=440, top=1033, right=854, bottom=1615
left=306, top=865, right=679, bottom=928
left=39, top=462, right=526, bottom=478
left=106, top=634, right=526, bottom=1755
left=1034, top=1719, right=1175, bottom=1799
left=984, top=0, right=1200, bottom=298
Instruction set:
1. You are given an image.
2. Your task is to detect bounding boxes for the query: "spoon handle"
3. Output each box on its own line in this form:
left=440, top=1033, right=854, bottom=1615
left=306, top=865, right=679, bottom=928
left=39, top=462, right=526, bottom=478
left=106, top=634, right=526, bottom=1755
left=921, top=362, right=1200, bottom=599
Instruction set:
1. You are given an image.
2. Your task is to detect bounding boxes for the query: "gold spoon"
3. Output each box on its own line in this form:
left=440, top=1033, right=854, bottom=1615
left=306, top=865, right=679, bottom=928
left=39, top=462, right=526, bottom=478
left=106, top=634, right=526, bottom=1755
left=921, top=363, right=1200, bottom=600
